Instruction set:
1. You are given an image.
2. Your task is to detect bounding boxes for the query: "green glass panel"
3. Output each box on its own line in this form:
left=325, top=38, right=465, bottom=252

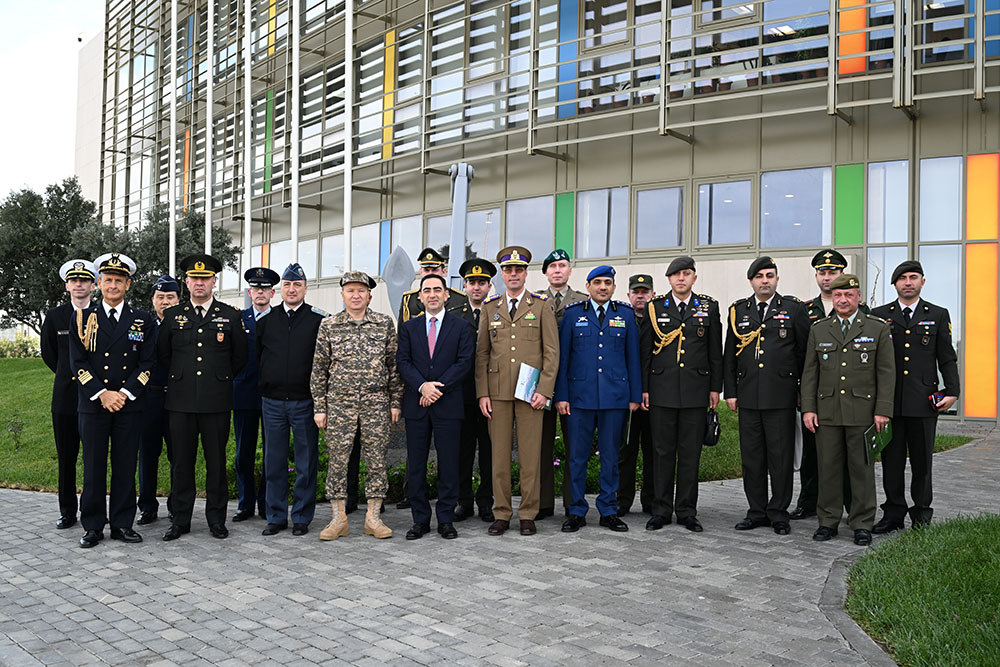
left=835, top=164, right=864, bottom=245
left=555, top=192, right=574, bottom=255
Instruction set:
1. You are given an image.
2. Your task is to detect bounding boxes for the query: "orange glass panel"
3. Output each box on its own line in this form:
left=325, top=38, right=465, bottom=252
left=967, top=153, right=1000, bottom=241
left=261, top=243, right=270, bottom=269
left=382, top=30, right=397, bottom=160
left=839, top=0, right=867, bottom=75
left=964, top=243, right=999, bottom=418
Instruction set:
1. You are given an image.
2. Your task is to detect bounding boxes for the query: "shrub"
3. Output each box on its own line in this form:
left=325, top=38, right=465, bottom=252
left=0, top=334, right=40, bottom=359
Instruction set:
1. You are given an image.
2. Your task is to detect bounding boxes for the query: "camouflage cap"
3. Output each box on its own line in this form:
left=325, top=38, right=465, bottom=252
left=339, top=271, right=376, bottom=289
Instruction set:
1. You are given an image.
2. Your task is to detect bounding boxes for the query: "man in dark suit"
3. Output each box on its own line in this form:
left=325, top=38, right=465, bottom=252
left=448, top=258, right=497, bottom=523
left=554, top=266, right=642, bottom=534
left=724, top=257, right=809, bottom=535
left=872, top=260, right=960, bottom=532
left=158, top=254, right=248, bottom=541
left=257, top=263, right=329, bottom=537
left=70, top=253, right=155, bottom=548
left=640, top=256, right=723, bottom=533
left=231, top=266, right=278, bottom=522
left=41, top=259, right=96, bottom=529
left=396, top=274, right=475, bottom=540
left=136, top=275, right=180, bottom=525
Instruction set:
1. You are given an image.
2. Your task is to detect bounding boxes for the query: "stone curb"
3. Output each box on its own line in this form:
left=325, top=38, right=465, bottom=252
left=820, top=551, right=898, bottom=667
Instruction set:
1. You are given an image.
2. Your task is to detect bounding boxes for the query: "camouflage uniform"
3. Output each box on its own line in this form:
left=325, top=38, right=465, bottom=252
left=310, top=308, right=403, bottom=500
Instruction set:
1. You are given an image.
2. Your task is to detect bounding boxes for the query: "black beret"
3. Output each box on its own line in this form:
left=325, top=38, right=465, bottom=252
left=747, top=256, right=777, bottom=280
left=891, top=260, right=924, bottom=284
left=665, top=256, right=696, bottom=276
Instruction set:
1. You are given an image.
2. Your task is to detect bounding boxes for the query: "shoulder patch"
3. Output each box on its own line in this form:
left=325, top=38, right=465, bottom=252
left=564, top=300, right=585, bottom=310
left=783, top=294, right=801, bottom=302
left=530, top=291, right=548, bottom=300
left=651, top=294, right=669, bottom=303
left=696, top=293, right=716, bottom=302
left=485, top=293, right=503, bottom=303
left=865, top=314, right=888, bottom=324
left=450, top=287, right=466, bottom=296
left=311, top=306, right=331, bottom=317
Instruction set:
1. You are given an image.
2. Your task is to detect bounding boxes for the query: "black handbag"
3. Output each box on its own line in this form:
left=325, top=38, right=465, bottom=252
left=704, top=408, right=721, bottom=447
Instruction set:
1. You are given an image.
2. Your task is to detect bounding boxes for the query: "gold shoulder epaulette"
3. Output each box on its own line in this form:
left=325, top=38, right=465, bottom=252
left=450, top=287, right=466, bottom=296
left=697, top=293, right=716, bottom=302
left=531, top=291, right=548, bottom=300
left=865, top=313, right=888, bottom=324
left=484, top=293, right=503, bottom=303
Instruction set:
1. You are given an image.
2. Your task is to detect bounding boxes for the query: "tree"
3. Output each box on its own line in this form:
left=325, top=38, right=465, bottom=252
left=0, top=178, right=97, bottom=334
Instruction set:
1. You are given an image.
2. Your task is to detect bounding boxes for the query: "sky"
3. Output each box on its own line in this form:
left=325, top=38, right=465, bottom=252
left=0, top=1, right=105, bottom=199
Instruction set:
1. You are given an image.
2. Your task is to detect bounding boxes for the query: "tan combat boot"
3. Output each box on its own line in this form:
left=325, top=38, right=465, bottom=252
left=363, top=498, right=392, bottom=538
left=319, top=499, right=349, bottom=540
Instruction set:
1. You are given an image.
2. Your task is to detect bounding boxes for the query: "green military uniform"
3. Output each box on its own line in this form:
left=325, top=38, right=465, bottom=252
left=310, top=273, right=404, bottom=502
left=800, top=275, right=895, bottom=536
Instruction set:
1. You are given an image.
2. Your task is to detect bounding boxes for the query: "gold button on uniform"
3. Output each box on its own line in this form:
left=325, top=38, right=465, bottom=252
left=598, top=368, right=603, bottom=373
left=904, top=356, right=909, bottom=362
left=840, top=389, right=845, bottom=394
left=197, top=342, right=203, bottom=347
left=679, top=362, right=685, bottom=367
left=197, top=357, right=203, bottom=362
left=103, top=365, right=109, bottom=370
left=511, top=347, right=516, bottom=351
left=104, top=379, right=109, bottom=384
left=511, top=359, right=516, bottom=363
left=198, top=328, right=203, bottom=333
left=841, top=376, right=846, bottom=380
left=104, top=352, right=110, bottom=358
left=196, top=370, right=202, bottom=376
left=759, top=363, right=764, bottom=368
left=905, top=329, right=911, bottom=334
left=903, top=370, right=909, bottom=375
left=905, top=343, right=910, bottom=348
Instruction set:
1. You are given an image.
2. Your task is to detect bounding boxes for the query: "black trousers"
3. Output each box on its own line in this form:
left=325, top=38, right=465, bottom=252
left=168, top=411, right=231, bottom=528
left=796, top=417, right=852, bottom=513
left=458, top=401, right=493, bottom=511
left=79, top=410, right=141, bottom=532
left=881, top=415, right=938, bottom=524
left=233, top=409, right=266, bottom=515
left=540, top=408, right=572, bottom=512
left=51, top=411, right=80, bottom=518
left=738, top=407, right=795, bottom=523
left=405, top=414, right=462, bottom=525
left=137, top=389, right=172, bottom=515
left=618, top=409, right=654, bottom=512
left=649, top=406, right=705, bottom=520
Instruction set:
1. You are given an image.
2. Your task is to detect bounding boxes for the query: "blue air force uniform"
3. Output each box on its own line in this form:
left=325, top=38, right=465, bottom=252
left=554, top=269, right=642, bottom=522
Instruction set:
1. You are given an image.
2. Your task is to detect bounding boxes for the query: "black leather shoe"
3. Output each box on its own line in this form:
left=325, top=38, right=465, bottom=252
left=854, top=529, right=873, bottom=546
left=406, top=523, right=430, bottom=540
left=110, top=527, right=143, bottom=543
left=261, top=523, right=286, bottom=536
left=396, top=498, right=411, bottom=510
left=735, top=517, right=770, bottom=531
left=162, top=524, right=189, bottom=541
left=209, top=523, right=229, bottom=539
left=57, top=515, right=77, bottom=530
left=679, top=516, right=704, bottom=532
left=79, top=530, right=103, bottom=548
left=519, top=519, right=536, bottom=535
left=453, top=505, right=473, bottom=522
left=813, top=525, right=838, bottom=541
left=645, top=515, right=670, bottom=531
left=561, top=515, right=587, bottom=532
left=599, top=515, right=629, bottom=532
left=789, top=507, right=816, bottom=520
left=488, top=519, right=509, bottom=535
left=292, top=523, right=309, bottom=536
left=479, top=508, right=495, bottom=523
left=231, top=509, right=254, bottom=522
left=437, top=523, right=458, bottom=539
left=136, top=512, right=157, bottom=526
left=536, top=508, right=554, bottom=520
left=616, top=506, right=630, bottom=517
left=772, top=521, right=791, bottom=535
left=911, top=518, right=931, bottom=529
left=873, top=517, right=905, bottom=534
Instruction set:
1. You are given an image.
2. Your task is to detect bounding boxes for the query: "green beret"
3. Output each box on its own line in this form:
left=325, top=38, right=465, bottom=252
left=542, top=249, right=570, bottom=273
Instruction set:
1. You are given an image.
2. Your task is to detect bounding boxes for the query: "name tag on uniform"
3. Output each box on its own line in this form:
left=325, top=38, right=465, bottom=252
left=818, top=342, right=835, bottom=350
left=490, top=320, right=502, bottom=327
left=575, top=321, right=589, bottom=327
left=658, top=317, right=670, bottom=323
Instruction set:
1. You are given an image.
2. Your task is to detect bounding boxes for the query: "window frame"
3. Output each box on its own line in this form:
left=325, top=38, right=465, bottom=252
left=692, top=175, right=757, bottom=250
left=631, top=181, right=688, bottom=254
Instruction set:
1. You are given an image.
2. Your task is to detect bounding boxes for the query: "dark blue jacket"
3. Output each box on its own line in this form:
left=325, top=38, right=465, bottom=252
left=69, top=303, right=155, bottom=414
left=396, top=312, right=475, bottom=421
left=554, top=300, right=642, bottom=410
left=233, top=307, right=263, bottom=410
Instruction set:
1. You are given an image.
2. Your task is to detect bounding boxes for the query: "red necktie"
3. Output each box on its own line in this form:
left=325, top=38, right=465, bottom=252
left=428, top=317, right=437, bottom=358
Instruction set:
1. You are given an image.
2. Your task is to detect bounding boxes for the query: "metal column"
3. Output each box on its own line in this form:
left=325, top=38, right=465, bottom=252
left=290, top=0, right=301, bottom=261
left=243, top=0, right=253, bottom=274
left=343, top=1, right=354, bottom=272
left=205, top=0, right=214, bottom=253
left=169, top=0, right=178, bottom=276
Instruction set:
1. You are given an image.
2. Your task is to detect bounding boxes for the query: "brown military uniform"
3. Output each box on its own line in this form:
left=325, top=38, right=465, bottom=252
left=475, top=290, right=559, bottom=521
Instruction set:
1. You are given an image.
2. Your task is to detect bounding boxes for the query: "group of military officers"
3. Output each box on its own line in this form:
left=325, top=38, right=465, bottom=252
left=42, top=240, right=958, bottom=547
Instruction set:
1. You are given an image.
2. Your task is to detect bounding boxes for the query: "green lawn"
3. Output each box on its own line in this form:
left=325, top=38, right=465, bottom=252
left=0, top=359, right=973, bottom=502
left=846, top=514, right=1000, bottom=666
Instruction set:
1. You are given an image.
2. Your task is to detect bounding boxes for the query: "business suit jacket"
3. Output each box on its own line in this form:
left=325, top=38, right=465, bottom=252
left=157, top=300, right=248, bottom=413
left=475, top=290, right=559, bottom=401
left=397, top=312, right=475, bottom=420
left=553, top=300, right=642, bottom=409
left=69, top=303, right=155, bottom=414
left=723, top=293, right=810, bottom=410
left=801, top=312, right=895, bottom=425
left=233, top=308, right=263, bottom=410
left=871, top=299, right=960, bottom=417
left=640, top=293, right=723, bottom=409
left=41, top=302, right=83, bottom=414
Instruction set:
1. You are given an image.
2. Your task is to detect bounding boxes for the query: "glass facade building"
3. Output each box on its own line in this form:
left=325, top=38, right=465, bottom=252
left=98, top=0, right=1000, bottom=419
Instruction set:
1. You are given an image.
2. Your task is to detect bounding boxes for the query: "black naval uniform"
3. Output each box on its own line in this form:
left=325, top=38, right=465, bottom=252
left=70, top=303, right=155, bottom=533
left=137, top=316, right=173, bottom=519
left=41, top=302, right=84, bottom=522
left=871, top=299, right=959, bottom=526
left=158, top=300, right=248, bottom=530
left=793, top=296, right=870, bottom=516
left=724, top=294, right=809, bottom=524
left=448, top=301, right=494, bottom=518
left=640, top=293, right=723, bottom=522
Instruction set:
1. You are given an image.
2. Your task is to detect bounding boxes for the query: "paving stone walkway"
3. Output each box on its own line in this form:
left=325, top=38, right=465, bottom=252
left=0, top=426, right=996, bottom=666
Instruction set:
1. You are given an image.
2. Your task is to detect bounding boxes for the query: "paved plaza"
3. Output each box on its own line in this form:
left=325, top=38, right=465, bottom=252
left=0, top=425, right=996, bottom=666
